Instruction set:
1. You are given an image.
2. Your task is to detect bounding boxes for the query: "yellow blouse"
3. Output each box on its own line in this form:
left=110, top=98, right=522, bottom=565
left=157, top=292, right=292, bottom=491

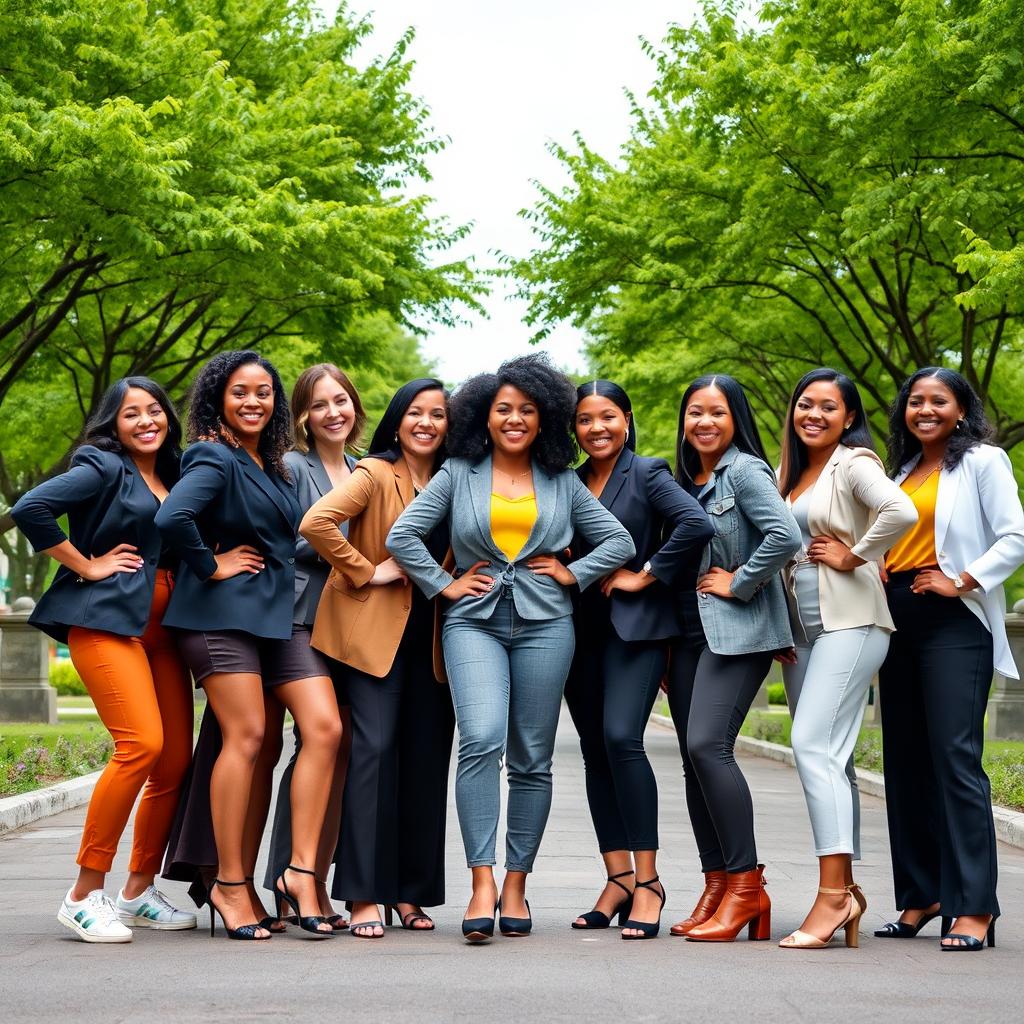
left=490, top=492, right=537, bottom=562
left=885, top=468, right=940, bottom=572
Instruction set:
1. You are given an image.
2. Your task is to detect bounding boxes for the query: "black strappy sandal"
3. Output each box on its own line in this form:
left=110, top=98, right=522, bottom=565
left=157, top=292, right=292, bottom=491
left=621, top=876, right=666, bottom=940
left=571, top=870, right=635, bottom=929
left=274, top=865, right=334, bottom=938
left=207, top=879, right=272, bottom=940
left=244, top=876, right=288, bottom=933
left=386, top=904, right=435, bottom=930
left=315, top=876, right=347, bottom=931
left=874, top=907, right=950, bottom=938
left=941, top=920, right=995, bottom=951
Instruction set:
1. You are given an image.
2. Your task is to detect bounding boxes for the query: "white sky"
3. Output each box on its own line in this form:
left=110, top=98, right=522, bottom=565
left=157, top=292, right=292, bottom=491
left=316, top=1, right=700, bottom=387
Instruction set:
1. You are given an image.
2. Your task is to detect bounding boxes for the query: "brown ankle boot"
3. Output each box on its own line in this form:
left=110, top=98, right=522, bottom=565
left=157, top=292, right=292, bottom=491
left=685, top=864, right=771, bottom=942
left=670, top=871, right=727, bottom=936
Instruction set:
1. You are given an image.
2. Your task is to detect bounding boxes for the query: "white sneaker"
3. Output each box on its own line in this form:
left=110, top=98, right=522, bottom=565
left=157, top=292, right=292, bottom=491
left=58, top=888, right=133, bottom=943
left=116, top=885, right=197, bottom=930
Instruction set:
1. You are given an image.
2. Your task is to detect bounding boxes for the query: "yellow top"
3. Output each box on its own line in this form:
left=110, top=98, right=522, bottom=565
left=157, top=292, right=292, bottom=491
left=885, top=468, right=940, bottom=572
left=490, top=492, right=537, bottom=562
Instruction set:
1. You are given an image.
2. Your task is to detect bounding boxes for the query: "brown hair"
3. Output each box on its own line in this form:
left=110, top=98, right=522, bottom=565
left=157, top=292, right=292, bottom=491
left=291, top=363, right=365, bottom=454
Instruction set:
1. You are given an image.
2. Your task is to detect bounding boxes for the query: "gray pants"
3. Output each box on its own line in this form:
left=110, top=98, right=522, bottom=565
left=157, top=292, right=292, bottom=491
left=782, top=565, right=889, bottom=858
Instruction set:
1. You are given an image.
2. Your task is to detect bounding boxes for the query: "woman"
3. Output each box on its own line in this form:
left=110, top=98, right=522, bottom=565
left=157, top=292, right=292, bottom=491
left=260, top=364, right=363, bottom=931
left=299, top=378, right=455, bottom=938
left=565, top=380, right=712, bottom=939
left=775, top=368, right=916, bottom=949
left=387, top=354, right=634, bottom=942
left=875, top=367, right=1024, bottom=951
left=158, top=350, right=340, bottom=940
left=12, top=377, right=195, bottom=942
left=665, top=373, right=801, bottom=942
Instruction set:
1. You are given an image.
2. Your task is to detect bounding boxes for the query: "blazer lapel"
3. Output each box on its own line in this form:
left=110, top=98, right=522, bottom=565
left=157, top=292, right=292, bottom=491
left=233, top=447, right=297, bottom=530
left=697, top=444, right=739, bottom=502
left=468, top=455, right=507, bottom=561
left=393, top=456, right=415, bottom=509
left=518, top=460, right=558, bottom=561
left=894, top=454, right=921, bottom=486
left=305, top=450, right=332, bottom=497
left=597, top=448, right=633, bottom=511
left=807, top=446, right=842, bottom=534
left=934, top=461, right=961, bottom=554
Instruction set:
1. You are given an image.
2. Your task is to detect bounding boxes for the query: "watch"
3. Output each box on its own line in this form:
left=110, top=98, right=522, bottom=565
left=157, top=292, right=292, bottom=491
left=953, top=573, right=965, bottom=591
left=641, top=561, right=653, bottom=576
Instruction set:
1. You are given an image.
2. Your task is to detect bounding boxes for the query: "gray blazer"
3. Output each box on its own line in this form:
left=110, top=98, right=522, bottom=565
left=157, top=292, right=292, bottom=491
left=692, top=446, right=801, bottom=655
left=386, top=454, right=635, bottom=623
left=284, top=448, right=357, bottom=626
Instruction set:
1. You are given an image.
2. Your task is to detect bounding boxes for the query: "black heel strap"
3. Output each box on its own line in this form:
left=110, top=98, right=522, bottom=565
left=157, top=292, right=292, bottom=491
left=607, top=870, right=635, bottom=896
left=286, top=864, right=317, bottom=877
left=213, top=878, right=247, bottom=887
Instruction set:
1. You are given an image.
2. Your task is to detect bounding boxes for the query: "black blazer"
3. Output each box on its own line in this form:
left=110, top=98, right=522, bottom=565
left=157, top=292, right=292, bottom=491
left=285, top=448, right=357, bottom=626
left=156, top=441, right=301, bottom=640
left=11, top=445, right=173, bottom=642
left=574, top=448, right=713, bottom=642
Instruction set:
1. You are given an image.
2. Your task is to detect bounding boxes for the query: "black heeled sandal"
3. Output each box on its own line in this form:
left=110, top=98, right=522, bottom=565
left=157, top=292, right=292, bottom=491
left=499, top=898, right=532, bottom=937
left=316, top=877, right=347, bottom=931
left=621, top=876, right=666, bottom=940
left=462, top=900, right=499, bottom=943
left=207, top=879, right=272, bottom=940
left=571, top=869, right=635, bottom=930
left=386, top=904, right=435, bottom=930
left=941, top=919, right=996, bottom=951
left=874, top=906, right=945, bottom=938
left=244, top=876, right=288, bottom=933
left=274, top=865, right=334, bottom=938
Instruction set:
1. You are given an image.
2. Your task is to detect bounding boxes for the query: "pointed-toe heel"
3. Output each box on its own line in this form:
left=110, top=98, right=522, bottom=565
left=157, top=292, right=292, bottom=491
left=621, top=876, right=666, bottom=940
left=207, top=879, right=271, bottom=941
left=874, top=905, right=943, bottom=939
left=499, top=898, right=533, bottom=937
left=572, top=870, right=634, bottom=930
left=779, top=885, right=862, bottom=950
left=275, top=865, right=333, bottom=938
left=462, top=900, right=498, bottom=943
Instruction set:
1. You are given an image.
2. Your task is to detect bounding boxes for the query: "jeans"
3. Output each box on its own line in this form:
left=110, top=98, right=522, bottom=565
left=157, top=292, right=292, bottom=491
left=443, top=592, right=575, bottom=872
left=783, top=564, right=889, bottom=858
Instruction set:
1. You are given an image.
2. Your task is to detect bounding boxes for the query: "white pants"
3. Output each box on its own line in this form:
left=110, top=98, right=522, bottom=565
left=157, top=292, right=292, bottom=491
left=783, top=566, right=889, bottom=858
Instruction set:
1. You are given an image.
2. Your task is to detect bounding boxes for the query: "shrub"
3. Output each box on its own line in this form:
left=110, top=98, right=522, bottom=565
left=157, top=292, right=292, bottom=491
left=766, top=682, right=786, bottom=706
left=49, top=659, right=87, bottom=696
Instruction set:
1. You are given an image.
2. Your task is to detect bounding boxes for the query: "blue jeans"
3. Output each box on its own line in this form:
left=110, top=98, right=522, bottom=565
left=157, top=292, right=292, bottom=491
left=442, top=594, right=575, bottom=872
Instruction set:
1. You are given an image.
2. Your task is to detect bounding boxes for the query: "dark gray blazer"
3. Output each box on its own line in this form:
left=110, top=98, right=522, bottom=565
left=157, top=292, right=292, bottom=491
left=284, top=448, right=357, bottom=626
left=692, top=445, right=801, bottom=655
left=386, top=455, right=635, bottom=623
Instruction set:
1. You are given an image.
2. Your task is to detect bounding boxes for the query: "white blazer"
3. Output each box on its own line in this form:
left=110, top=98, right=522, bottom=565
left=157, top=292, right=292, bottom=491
left=895, top=444, right=1024, bottom=679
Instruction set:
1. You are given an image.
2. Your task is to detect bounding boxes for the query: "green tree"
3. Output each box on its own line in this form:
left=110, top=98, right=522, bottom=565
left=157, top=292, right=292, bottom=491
left=513, top=0, right=1024, bottom=456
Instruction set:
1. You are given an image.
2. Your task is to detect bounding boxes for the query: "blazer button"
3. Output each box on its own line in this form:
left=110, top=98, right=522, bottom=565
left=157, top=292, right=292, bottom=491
left=287, top=557, right=295, bottom=564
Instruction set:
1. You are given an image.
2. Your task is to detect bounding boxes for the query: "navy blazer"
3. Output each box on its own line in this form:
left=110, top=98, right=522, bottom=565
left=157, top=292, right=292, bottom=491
left=574, top=448, right=714, bottom=643
left=11, top=445, right=174, bottom=642
left=284, top=448, right=357, bottom=626
left=155, top=441, right=301, bottom=640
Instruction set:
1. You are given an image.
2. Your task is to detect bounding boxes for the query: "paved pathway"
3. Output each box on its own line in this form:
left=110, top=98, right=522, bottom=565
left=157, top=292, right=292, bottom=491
left=1, top=714, right=1021, bottom=1023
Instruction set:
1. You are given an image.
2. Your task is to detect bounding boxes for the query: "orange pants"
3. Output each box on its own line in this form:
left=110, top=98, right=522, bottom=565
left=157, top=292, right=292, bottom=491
left=68, top=571, right=194, bottom=874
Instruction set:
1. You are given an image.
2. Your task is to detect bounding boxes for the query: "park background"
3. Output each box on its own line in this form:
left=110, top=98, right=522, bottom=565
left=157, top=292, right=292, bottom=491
left=2, top=0, right=1023, bottom=804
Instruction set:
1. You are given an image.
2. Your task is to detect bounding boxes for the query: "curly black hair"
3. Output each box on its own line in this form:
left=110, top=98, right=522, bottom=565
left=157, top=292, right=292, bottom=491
left=447, top=353, right=577, bottom=473
left=186, top=350, right=292, bottom=478
left=887, top=367, right=994, bottom=474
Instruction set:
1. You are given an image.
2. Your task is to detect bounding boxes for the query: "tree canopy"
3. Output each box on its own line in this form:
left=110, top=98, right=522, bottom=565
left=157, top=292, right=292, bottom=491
left=513, top=0, right=1024, bottom=461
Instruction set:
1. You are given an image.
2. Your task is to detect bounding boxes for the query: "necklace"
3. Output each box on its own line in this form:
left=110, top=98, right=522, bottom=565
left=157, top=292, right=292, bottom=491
left=904, top=462, right=940, bottom=496
left=494, top=466, right=531, bottom=486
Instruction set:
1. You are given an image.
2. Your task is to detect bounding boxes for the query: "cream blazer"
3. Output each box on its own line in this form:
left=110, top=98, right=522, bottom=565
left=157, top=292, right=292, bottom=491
left=895, top=444, right=1024, bottom=679
left=790, top=445, right=917, bottom=633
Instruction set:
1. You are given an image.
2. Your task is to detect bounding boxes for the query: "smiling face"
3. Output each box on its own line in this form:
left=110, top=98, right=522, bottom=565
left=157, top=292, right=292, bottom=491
left=905, top=375, right=963, bottom=448
left=684, top=384, right=735, bottom=463
left=306, top=374, right=356, bottom=449
left=575, top=394, right=629, bottom=463
left=793, top=379, right=853, bottom=452
left=222, top=363, right=274, bottom=441
left=115, top=386, right=168, bottom=457
left=397, top=387, right=447, bottom=460
left=488, top=384, right=540, bottom=456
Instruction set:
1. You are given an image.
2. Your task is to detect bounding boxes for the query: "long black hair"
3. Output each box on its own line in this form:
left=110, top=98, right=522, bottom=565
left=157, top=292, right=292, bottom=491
left=888, top=367, right=993, bottom=473
left=675, top=373, right=769, bottom=483
left=81, top=376, right=182, bottom=485
left=778, top=368, right=875, bottom=497
left=186, top=350, right=292, bottom=478
left=447, top=353, right=577, bottom=474
left=366, top=378, right=448, bottom=470
left=575, top=380, right=637, bottom=452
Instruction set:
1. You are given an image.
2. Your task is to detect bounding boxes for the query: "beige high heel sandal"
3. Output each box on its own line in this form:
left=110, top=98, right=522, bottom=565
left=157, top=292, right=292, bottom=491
left=779, top=884, right=862, bottom=949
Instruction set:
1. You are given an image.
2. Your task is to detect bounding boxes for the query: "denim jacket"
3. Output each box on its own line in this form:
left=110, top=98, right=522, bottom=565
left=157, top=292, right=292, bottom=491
left=692, top=446, right=801, bottom=655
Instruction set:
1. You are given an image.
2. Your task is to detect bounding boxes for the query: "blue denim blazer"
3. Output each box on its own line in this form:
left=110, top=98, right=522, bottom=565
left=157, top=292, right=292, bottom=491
left=386, top=455, right=635, bottom=623
left=691, top=446, right=800, bottom=655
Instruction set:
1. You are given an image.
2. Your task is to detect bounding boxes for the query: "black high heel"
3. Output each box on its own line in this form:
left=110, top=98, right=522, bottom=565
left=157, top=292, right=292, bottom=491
left=274, top=865, right=334, bottom=938
left=316, top=876, right=347, bottom=931
left=499, top=898, right=532, bottom=937
left=874, top=906, right=944, bottom=938
left=462, top=900, right=499, bottom=943
left=244, top=876, right=288, bottom=933
left=621, top=876, right=666, bottom=940
left=387, top=904, right=435, bottom=930
left=572, top=869, right=634, bottom=930
left=207, top=879, right=271, bottom=940
left=941, top=919, right=996, bottom=951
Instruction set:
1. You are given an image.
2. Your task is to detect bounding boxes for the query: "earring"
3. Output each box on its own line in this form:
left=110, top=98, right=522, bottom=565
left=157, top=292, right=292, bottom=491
left=956, top=419, right=964, bottom=430
left=393, top=432, right=399, bottom=443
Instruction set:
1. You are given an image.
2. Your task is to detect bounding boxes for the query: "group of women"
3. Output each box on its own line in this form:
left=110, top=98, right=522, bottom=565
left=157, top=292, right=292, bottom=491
left=13, top=349, right=1024, bottom=954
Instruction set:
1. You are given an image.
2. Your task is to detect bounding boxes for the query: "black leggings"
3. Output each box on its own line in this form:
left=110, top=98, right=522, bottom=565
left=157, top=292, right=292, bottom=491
left=667, top=639, right=771, bottom=873
left=880, top=572, right=999, bottom=918
left=564, top=630, right=666, bottom=852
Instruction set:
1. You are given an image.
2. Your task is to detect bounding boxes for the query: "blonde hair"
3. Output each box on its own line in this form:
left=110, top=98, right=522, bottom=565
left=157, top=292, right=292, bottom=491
left=291, top=363, right=365, bottom=454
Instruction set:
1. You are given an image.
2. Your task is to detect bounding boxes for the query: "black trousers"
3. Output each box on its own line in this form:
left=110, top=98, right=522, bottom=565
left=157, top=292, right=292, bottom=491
left=880, top=573, right=999, bottom=918
left=667, top=638, right=771, bottom=874
left=564, top=626, right=666, bottom=852
left=333, top=629, right=455, bottom=907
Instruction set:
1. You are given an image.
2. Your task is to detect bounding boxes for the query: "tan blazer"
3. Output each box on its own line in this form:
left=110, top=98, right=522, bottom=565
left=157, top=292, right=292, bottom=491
left=791, top=445, right=917, bottom=633
left=301, top=456, right=445, bottom=680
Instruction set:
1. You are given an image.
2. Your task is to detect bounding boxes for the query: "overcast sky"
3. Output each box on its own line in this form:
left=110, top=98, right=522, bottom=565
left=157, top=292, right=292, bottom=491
left=316, top=2, right=700, bottom=387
